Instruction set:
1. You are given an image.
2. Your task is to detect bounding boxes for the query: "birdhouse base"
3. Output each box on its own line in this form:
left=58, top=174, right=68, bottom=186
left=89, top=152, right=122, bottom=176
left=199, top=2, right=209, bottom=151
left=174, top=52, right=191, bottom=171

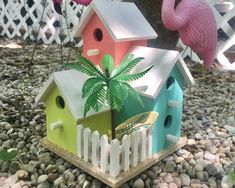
left=41, top=137, right=187, bottom=188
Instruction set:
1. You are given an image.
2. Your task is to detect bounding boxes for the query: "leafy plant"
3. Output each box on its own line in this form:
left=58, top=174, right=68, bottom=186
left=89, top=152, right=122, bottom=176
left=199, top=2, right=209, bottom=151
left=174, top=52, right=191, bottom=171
left=0, top=148, right=17, bottom=161
left=65, top=54, right=153, bottom=138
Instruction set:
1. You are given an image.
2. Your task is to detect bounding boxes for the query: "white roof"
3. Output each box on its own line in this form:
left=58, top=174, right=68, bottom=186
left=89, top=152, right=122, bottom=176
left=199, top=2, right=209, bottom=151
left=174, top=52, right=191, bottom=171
left=129, top=46, right=194, bottom=99
left=74, top=0, right=158, bottom=41
left=35, top=70, right=109, bottom=121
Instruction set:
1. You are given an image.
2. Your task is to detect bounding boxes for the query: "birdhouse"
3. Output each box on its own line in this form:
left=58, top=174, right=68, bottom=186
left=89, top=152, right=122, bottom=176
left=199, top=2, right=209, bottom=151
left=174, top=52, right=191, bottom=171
left=35, top=70, right=112, bottom=154
left=114, top=46, right=194, bottom=153
left=74, top=0, right=157, bottom=66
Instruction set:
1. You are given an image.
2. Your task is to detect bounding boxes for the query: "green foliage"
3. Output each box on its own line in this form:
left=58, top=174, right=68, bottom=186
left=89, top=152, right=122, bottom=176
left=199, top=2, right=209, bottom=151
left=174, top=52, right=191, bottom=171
left=0, top=149, right=17, bottom=161
left=229, top=172, right=235, bottom=181
left=65, top=54, right=153, bottom=116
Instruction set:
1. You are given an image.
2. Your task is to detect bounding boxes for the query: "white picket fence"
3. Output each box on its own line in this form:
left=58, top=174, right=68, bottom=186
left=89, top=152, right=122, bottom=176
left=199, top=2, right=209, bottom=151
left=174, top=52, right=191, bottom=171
left=76, top=125, right=153, bottom=178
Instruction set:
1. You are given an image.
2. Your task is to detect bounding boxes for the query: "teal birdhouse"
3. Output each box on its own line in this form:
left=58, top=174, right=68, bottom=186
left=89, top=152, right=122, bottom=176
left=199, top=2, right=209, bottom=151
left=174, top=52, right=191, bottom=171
left=114, top=46, right=194, bottom=154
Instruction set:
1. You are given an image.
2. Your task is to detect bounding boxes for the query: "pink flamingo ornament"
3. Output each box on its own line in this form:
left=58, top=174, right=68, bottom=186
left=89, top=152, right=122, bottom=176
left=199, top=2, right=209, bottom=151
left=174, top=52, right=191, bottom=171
left=52, top=0, right=92, bottom=15
left=72, top=0, right=92, bottom=6
left=162, top=0, right=217, bottom=68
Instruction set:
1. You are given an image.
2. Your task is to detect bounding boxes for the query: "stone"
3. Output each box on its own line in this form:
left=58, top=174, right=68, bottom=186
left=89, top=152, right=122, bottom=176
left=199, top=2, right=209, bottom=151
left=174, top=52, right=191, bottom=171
left=38, top=153, right=51, bottom=164
left=168, top=182, right=178, bottom=188
left=194, top=164, right=203, bottom=172
left=179, top=174, right=190, bottom=186
left=16, top=170, right=29, bottom=179
left=175, top=157, right=184, bottom=164
left=4, top=175, right=19, bottom=187
left=0, top=133, right=9, bottom=141
left=158, top=183, right=168, bottom=188
left=82, top=180, right=91, bottom=188
left=45, top=164, right=57, bottom=174
left=208, top=178, right=217, bottom=188
left=64, top=170, right=75, bottom=182
left=205, top=164, right=220, bottom=176
left=204, top=152, right=216, bottom=162
left=221, top=175, right=235, bottom=188
left=47, top=173, right=58, bottom=183
left=9, top=161, right=20, bottom=174
left=173, top=177, right=182, bottom=187
left=132, top=178, right=144, bottom=188
left=77, top=174, right=86, bottom=185
left=37, top=182, right=50, bottom=188
left=37, top=174, right=48, bottom=184
left=191, top=179, right=201, bottom=188
left=163, top=173, right=173, bottom=183
left=54, top=177, right=65, bottom=186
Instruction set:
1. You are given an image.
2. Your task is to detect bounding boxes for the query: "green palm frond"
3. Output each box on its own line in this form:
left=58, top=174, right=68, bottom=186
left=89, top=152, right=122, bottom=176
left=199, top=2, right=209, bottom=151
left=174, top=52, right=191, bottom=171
left=112, top=56, right=144, bottom=78
left=109, top=80, right=129, bottom=102
left=0, top=149, right=17, bottom=161
left=101, top=54, right=114, bottom=77
left=84, top=86, right=107, bottom=116
left=122, top=82, right=144, bottom=108
left=114, top=65, right=153, bottom=82
left=65, top=56, right=104, bottom=78
left=82, top=77, right=106, bottom=98
left=106, top=90, right=123, bottom=112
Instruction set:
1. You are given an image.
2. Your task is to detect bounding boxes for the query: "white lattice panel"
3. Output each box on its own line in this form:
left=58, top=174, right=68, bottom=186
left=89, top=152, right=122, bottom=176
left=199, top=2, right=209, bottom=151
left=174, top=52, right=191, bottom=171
left=0, top=0, right=85, bottom=44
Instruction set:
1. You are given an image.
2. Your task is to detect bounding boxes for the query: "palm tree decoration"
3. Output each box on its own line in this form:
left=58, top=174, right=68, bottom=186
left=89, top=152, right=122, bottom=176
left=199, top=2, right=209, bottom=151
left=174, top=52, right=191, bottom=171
left=65, top=54, right=153, bottom=139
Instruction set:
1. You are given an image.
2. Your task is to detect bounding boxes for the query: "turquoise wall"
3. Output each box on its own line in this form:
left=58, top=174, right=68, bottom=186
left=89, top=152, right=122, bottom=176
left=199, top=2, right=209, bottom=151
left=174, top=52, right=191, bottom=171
left=114, top=65, right=185, bottom=153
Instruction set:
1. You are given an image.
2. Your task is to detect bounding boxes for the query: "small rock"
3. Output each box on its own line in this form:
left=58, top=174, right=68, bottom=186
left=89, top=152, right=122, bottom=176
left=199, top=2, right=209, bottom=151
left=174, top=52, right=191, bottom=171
left=132, top=178, right=144, bottom=188
left=205, top=164, right=220, bottom=176
left=173, top=177, right=182, bottom=187
left=37, top=174, right=48, bottom=184
left=194, top=164, right=203, bottom=172
left=204, top=152, right=216, bottom=162
left=37, top=182, right=50, bottom=188
left=47, top=173, right=58, bottom=183
left=83, top=180, right=91, bottom=188
left=9, top=161, right=20, bottom=174
left=38, top=153, right=51, bottom=164
left=221, top=175, right=235, bottom=188
left=4, top=175, right=18, bottom=187
left=158, top=183, right=168, bottom=188
left=77, top=174, right=86, bottom=185
left=175, top=157, right=184, bottom=163
left=0, top=133, right=9, bottom=141
left=168, top=182, right=178, bottom=188
left=163, top=173, right=173, bottom=183
left=45, top=164, right=57, bottom=174
left=208, top=178, right=217, bottom=188
left=64, top=170, right=75, bottom=182
left=179, top=173, right=190, bottom=186
left=191, top=179, right=201, bottom=188
left=16, top=170, right=29, bottom=179
left=54, top=177, right=65, bottom=186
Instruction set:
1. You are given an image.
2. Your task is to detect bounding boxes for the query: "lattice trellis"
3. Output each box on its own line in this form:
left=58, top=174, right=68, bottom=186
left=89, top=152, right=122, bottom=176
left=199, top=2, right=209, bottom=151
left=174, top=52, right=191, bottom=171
left=0, top=0, right=85, bottom=44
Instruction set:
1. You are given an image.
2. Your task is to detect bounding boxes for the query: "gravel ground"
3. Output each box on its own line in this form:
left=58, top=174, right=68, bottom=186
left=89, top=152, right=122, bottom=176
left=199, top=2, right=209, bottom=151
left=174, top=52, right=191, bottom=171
left=0, top=37, right=235, bottom=188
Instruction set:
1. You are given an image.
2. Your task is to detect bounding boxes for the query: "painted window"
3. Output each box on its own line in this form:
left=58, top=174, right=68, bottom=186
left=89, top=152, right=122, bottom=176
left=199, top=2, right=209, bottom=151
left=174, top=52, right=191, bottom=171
left=164, top=115, right=172, bottom=128
left=56, top=96, right=65, bottom=109
left=166, top=76, right=175, bottom=90
left=94, top=28, right=103, bottom=41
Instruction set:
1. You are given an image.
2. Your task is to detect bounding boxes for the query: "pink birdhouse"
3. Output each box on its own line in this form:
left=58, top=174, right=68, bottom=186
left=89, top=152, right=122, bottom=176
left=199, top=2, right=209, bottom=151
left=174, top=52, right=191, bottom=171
left=74, top=1, right=157, bottom=66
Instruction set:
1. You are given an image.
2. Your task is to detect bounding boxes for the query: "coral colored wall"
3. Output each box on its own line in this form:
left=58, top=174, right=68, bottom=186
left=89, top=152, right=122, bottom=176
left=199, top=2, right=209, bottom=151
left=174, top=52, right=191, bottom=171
left=82, top=14, right=147, bottom=66
left=83, top=14, right=115, bottom=65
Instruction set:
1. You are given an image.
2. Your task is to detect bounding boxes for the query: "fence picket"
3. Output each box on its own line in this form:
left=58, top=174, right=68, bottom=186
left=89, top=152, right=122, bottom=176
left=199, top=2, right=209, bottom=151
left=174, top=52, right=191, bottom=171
left=77, top=125, right=84, bottom=158
left=109, top=139, right=120, bottom=178
left=122, top=135, right=130, bottom=172
left=100, top=135, right=109, bottom=173
left=91, top=131, right=100, bottom=166
left=131, top=130, right=139, bottom=167
left=140, top=127, right=147, bottom=162
left=84, top=128, right=91, bottom=162
left=147, top=128, right=153, bottom=158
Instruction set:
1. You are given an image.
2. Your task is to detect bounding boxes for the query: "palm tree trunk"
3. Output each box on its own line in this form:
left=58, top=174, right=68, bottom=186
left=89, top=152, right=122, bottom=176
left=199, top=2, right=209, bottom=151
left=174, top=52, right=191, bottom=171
left=111, top=109, right=116, bottom=139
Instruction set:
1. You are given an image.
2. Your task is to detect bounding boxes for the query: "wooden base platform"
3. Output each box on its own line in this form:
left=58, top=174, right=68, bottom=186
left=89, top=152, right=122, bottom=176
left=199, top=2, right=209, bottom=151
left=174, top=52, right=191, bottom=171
left=41, top=137, right=187, bottom=188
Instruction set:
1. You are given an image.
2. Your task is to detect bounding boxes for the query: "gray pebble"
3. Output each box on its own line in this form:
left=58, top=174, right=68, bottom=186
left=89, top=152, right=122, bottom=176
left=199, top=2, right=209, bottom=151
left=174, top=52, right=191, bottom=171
left=37, top=174, right=48, bottom=184
left=132, top=178, right=144, bottom=188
